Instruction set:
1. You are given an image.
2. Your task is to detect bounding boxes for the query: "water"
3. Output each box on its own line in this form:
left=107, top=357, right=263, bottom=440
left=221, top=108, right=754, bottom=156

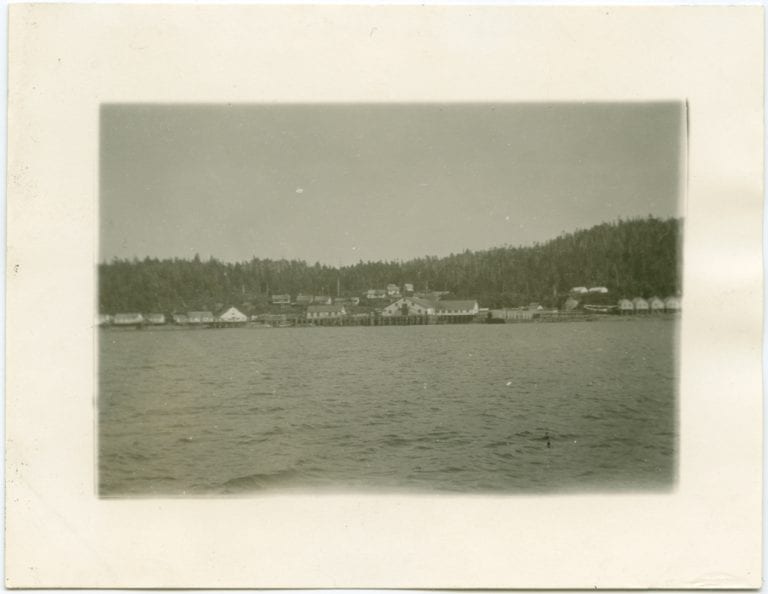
left=98, top=319, right=677, bottom=496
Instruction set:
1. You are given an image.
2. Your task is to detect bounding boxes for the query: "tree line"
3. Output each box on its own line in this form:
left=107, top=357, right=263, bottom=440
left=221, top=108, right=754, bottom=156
left=99, top=216, right=681, bottom=313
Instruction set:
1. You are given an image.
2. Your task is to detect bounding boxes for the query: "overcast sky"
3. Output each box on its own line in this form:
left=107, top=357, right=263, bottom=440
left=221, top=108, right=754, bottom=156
left=100, top=103, right=684, bottom=265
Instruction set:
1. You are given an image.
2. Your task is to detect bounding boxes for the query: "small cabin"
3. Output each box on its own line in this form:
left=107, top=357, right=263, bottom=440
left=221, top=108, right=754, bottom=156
left=386, top=284, right=401, bottom=297
left=665, top=296, right=681, bottom=312
left=366, top=289, right=388, bottom=300
left=632, top=297, right=650, bottom=312
left=146, top=313, right=166, bottom=325
left=618, top=299, right=634, bottom=313
left=589, top=286, right=609, bottom=294
left=313, top=296, right=332, bottom=305
left=295, top=295, right=313, bottom=306
left=571, top=286, right=589, bottom=294
left=271, top=294, right=291, bottom=305
left=403, top=283, right=414, bottom=294
left=187, top=311, right=215, bottom=325
left=173, top=313, right=189, bottom=325
left=649, top=297, right=665, bottom=312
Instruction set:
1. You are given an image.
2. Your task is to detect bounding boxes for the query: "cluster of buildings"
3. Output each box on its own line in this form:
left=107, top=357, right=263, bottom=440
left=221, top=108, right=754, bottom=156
left=98, top=283, right=682, bottom=328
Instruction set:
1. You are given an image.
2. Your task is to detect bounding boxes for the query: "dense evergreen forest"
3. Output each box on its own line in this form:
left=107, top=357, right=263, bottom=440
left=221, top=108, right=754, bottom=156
left=99, top=216, right=681, bottom=314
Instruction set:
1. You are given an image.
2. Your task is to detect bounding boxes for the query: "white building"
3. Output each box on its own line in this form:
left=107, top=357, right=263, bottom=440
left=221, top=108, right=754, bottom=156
left=306, top=305, right=346, bottom=320
left=218, top=307, right=248, bottom=323
left=434, top=300, right=480, bottom=317
left=113, top=313, right=144, bottom=326
left=381, top=297, right=436, bottom=317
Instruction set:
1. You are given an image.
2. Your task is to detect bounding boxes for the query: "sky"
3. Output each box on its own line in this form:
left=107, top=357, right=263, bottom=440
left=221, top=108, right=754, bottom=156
left=100, top=102, right=684, bottom=265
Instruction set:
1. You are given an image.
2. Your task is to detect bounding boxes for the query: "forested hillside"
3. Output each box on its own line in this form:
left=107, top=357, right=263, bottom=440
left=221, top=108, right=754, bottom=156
left=99, top=216, right=681, bottom=313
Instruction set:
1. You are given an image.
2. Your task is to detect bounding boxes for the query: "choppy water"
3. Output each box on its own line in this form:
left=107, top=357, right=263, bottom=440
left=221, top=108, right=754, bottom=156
left=98, top=319, right=677, bottom=496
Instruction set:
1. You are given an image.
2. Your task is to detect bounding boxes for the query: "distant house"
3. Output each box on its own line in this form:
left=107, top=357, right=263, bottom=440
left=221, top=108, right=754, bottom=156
left=632, top=297, right=650, bottom=312
left=386, top=284, right=401, bottom=297
left=664, top=296, right=681, bottom=312
left=334, top=297, right=360, bottom=306
left=218, top=307, right=248, bottom=323
left=403, top=283, right=414, bottom=294
left=618, top=299, right=634, bottom=314
left=434, top=300, right=480, bottom=317
left=173, top=313, right=189, bottom=325
left=113, top=313, right=144, bottom=326
left=146, top=313, right=166, bottom=325
left=295, top=295, right=313, bottom=306
left=382, top=297, right=436, bottom=317
left=527, top=303, right=544, bottom=311
left=271, top=294, right=291, bottom=305
left=571, top=287, right=589, bottom=294
left=366, top=289, right=388, bottom=300
left=187, top=311, right=215, bottom=324
left=313, top=296, right=332, bottom=305
left=306, top=304, right=346, bottom=320
left=589, top=286, right=609, bottom=294
left=649, top=297, right=665, bottom=312
left=97, top=314, right=112, bottom=327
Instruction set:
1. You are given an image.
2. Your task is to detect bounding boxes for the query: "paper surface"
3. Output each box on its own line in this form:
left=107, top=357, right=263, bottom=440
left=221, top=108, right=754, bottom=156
left=5, top=5, right=763, bottom=588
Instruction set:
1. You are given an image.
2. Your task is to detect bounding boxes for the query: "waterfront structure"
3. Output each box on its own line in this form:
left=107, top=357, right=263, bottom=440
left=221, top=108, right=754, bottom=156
left=649, top=297, right=665, bottom=312
left=490, top=308, right=535, bottom=321
left=271, top=294, right=291, bottom=305
left=306, top=304, right=346, bottom=320
left=632, top=297, right=650, bottom=313
left=435, top=300, right=480, bottom=319
left=187, top=311, right=215, bottom=324
left=382, top=297, right=436, bottom=317
left=113, top=313, right=145, bottom=326
left=218, top=307, right=248, bottom=323
left=146, top=313, right=166, bottom=325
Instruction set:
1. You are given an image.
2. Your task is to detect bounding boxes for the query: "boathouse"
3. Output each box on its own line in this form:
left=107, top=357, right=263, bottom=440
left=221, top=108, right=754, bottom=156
left=382, top=297, right=436, bottom=317
left=306, top=304, right=346, bottom=320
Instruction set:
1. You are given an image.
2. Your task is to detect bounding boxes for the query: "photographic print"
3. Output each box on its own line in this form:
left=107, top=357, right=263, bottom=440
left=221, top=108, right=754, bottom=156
left=98, top=103, right=684, bottom=496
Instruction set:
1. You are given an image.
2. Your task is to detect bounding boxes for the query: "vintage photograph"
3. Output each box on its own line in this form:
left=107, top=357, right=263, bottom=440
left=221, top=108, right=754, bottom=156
left=98, top=103, right=684, bottom=496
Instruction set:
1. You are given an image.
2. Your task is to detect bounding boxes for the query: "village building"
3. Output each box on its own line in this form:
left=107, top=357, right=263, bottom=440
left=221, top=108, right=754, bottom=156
left=146, top=313, right=166, bottom=325
left=294, top=294, right=313, bottom=306
left=271, top=294, right=291, bottom=305
left=664, top=296, right=681, bottom=312
left=571, top=286, right=589, bottom=294
left=649, top=297, right=665, bottom=313
left=490, top=308, right=535, bottom=321
left=386, top=284, right=401, bottom=297
left=313, top=295, right=332, bottom=305
left=306, top=304, right=346, bottom=320
left=632, top=297, right=650, bottom=313
left=382, top=297, right=436, bottom=317
left=434, top=300, right=480, bottom=319
left=403, top=283, right=414, bottom=294
left=589, top=286, right=609, bottom=293
left=173, top=313, right=189, bottom=325
left=218, top=307, right=248, bottom=324
left=618, top=299, right=634, bottom=314
left=187, top=311, right=215, bottom=324
left=334, top=297, right=360, bottom=306
left=113, top=313, right=145, bottom=326
left=366, top=289, right=388, bottom=300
